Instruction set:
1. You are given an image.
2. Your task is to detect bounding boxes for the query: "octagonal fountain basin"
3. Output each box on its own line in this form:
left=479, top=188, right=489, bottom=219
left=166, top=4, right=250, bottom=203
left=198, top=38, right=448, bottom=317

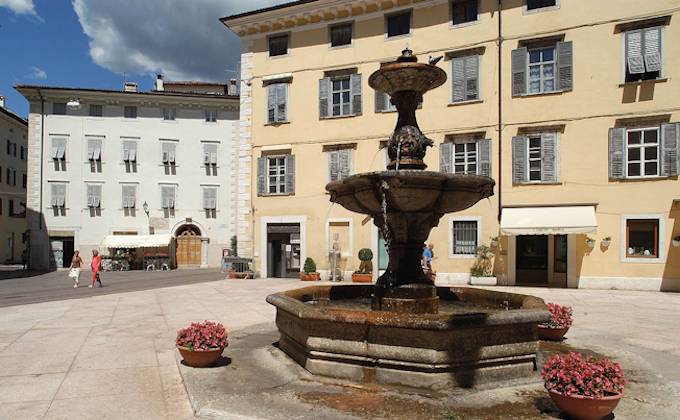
left=267, top=285, right=550, bottom=390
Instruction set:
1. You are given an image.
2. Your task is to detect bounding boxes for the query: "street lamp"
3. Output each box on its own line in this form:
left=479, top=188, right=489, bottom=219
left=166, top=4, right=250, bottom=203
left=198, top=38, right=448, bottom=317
left=143, top=201, right=153, bottom=234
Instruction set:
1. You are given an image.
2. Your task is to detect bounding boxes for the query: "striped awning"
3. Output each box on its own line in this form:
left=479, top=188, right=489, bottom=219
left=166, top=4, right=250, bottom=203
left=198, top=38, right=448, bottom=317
left=100, top=234, right=172, bottom=248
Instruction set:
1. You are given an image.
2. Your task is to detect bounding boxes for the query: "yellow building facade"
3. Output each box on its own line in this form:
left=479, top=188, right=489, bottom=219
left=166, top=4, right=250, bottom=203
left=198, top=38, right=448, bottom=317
left=223, top=0, right=680, bottom=291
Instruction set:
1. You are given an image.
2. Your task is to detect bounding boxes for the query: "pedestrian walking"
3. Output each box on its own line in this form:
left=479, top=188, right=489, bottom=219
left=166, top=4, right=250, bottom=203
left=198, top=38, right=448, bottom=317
left=68, top=250, right=83, bottom=288
left=422, top=243, right=435, bottom=281
left=89, top=250, right=103, bottom=288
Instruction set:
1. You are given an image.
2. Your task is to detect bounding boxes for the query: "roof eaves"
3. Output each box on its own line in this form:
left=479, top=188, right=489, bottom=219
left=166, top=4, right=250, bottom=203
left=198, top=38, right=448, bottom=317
left=220, top=0, right=319, bottom=23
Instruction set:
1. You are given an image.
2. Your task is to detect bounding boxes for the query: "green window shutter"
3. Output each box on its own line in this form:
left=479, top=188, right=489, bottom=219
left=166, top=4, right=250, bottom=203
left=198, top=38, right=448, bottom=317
left=557, top=41, right=573, bottom=91
left=439, top=142, right=453, bottom=173
left=285, top=155, right=295, bottom=194
left=540, top=133, right=559, bottom=182
left=465, top=55, right=479, bottom=100
left=626, top=30, right=645, bottom=74
left=477, top=138, right=492, bottom=177
left=267, top=85, right=276, bottom=123
left=608, top=128, right=626, bottom=179
left=511, top=47, right=527, bottom=96
left=512, top=136, right=528, bottom=184
left=328, top=150, right=339, bottom=181
left=256, top=157, right=266, bottom=196
left=660, top=123, right=679, bottom=177
left=350, top=73, right=362, bottom=115
left=319, top=77, right=330, bottom=118
left=643, top=27, right=661, bottom=72
left=452, top=57, right=466, bottom=102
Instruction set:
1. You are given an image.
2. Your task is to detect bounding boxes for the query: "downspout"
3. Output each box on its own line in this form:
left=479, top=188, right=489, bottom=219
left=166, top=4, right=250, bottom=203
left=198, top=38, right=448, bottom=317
left=497, top=0, right=503, bottom=223
left=38, top=89, right=45, bottom=230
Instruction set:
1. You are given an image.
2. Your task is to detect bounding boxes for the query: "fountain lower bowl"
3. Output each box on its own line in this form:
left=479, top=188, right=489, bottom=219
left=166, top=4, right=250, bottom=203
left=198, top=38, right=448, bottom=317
left=267, top=285, right=550, bottom=389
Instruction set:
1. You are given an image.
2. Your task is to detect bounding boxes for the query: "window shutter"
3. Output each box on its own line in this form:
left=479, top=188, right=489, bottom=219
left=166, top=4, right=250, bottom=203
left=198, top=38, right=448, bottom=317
left=87, top=140, right=95, bottom=161
left=626, top=30, right=645, bottom=74
left=339, top=149, right=351, bottom=180
left=319, top=77, right=330, bottom=118
left=161, top=187, right=169, bottom=208
left=122, top=185, right=135, bottom=208
left=285, top=154, right=295, bottom=194
left=512, top=136, right=528, bottom=184
left=439, top=142, right=453, bottom=173
left=511, top=48, right=528, bottom=96
left=94, top=185, right=101, bottom=208
left=452, top=57, right=465, bottom=102
left=541, top=133, right=559, bottom=182
left=276, top=83, right=287, bottom=122
left=162, top=144, right=169, bottom=163
left=375, top=91, right=388, bottom=112
left=643, top=27, right=661, bottom=72
left=661, top=123, right=679, bottom=177
left=257, top=157, right=266, bottom=196
left=557, top=41, right=573, bottom=91
left=50, top=184, right=57, bottom=206
left=57, top=142, right=65, bottom=159
left=465, top=55, right=479, bottom=100
left=350, top=73, right=362, bottom=115
left=608, top=128, right=625, bottom=179
left=477, top=138, right=492, bottom=177
left=267, top=85, right=276, bottom=123
left=129, top=144, right=137, bottom=162
left=52, top=139, right=60, bottom=159
left=52, top=184, right=65, bottom=207
left=122, top=142, right=130, bottom=161
left=93, top=141, right=102, bottom=161
left=203, top=189, right=210, bottom=209
left=329, top=150, right=339, bottom=181
left=169, top=188, right=176, bottom=209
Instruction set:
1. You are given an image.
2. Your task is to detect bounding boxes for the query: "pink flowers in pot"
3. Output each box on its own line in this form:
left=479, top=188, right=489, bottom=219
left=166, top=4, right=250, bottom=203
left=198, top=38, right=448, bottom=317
left=176, top=320, right=228, bottom=351
left=542, top=352, right=626, bottom=398
left=541, top=302, right=573, bottom=329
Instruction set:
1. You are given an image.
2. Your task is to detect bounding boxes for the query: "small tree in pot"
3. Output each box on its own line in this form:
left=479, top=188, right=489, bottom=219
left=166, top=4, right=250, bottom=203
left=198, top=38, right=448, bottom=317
left=352, top=248, right=373, bottom=283
left=469, top=244, right=496, bottom=285
left=300, top=257, right=320, bottom=281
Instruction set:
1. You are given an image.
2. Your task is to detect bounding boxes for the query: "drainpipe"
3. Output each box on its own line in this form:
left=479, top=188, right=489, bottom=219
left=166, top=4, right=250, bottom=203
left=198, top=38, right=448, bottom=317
left=38, top=89, right=45, bottom=230
left=497, top=0, right=503, bottom=223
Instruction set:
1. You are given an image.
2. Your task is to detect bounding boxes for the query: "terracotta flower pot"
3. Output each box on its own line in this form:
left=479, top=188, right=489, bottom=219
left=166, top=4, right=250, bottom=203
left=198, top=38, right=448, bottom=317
left=548, top=390, right=622, bottom=420
left=538, top=325, right=569, bottom=341
left=299, top=272, right=320, bottom=281
left=177, top=345, right=224, bottom=367
left=352, top=273, right=373, bottom=283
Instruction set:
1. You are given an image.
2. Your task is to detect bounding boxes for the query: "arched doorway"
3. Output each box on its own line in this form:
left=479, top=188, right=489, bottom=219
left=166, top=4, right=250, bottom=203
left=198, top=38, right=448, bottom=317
left=175, top=225, right=202, bottom=267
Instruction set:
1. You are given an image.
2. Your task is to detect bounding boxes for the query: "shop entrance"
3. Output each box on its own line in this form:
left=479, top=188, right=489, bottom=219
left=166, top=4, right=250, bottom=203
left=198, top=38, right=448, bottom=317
left=49, top=236, right=74, bottom=269
left=515, top=234, right=567, bottom=287
left=266, top=223, right=300, bottom=278
left=176, top=225, right=202, bottom=267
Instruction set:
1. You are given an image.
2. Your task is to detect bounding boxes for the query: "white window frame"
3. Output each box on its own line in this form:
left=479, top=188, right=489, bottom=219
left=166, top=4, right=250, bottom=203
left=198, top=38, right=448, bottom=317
left=328, top=21, right=354, bottom=49
left=527, top=46, right=557, bottom=94
left=527, top=135, right=542, bottom=181
left=267, top=155, right=287, bottom=194
left=620, top=214, right=665, bottom=263
left=450, top=0, right=480, bottom=29
left=162, top=108, right=176, bottom=121
left=523, top=0, right=560, bottom=15
left=625, top=127, right=659, bottom=179
left=267, top=33, right=290, bottom=58
left=385, top=9, right=412, bottom=39
left=451, top=139, right=478, bottom=175
left=330, top=76, right=352, bottom=117
left=448, top=216, right=482, bottom=259
left=205, top=109, right=218, bottom=123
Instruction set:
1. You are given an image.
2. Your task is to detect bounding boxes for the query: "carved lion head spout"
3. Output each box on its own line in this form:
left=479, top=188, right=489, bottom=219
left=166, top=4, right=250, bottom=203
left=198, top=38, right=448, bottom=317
left=386, top=125, right=433, bottom=170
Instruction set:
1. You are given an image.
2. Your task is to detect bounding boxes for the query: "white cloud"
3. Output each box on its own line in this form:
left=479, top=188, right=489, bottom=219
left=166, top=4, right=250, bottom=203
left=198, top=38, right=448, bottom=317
left=29, top=66, right=47, bottom=80
left=0, top=0, right=40, bottom=18
left=72, top=0, right=287, bottom=83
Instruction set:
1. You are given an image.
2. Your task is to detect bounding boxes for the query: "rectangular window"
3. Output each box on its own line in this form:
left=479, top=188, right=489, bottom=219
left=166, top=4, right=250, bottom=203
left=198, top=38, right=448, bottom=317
left=161, top=143, right=177, bottom=165
left=87, top=137, right=103, bottom=162
left=267, top=156, right=287, bottom=194
left=162, top=108, right=176, bottom=121
left=205, top=110, right=217, bottom=122
left=22, top=174, right=27, bottom=189
left=328, top=148, right=352, bottom=181
left=122, top=185, right=136, bottom=209
left=53, top=102, right=66, bottom=115
left=452, top=220, right=478, bottom=255
left=451, top=0, right=478, bottom=25
left=267, top=83, right=288, bottom=123
left=331, top=77, right=351, bottom=116
left=330, top=23, right=352, bottom=47
left=451, top=54, right=480, bottom=102
left=268, top=34, right=289, bottom=57
left=453, top=141, right=477, bottom=174
left=86, top=184, right=102, bottom=209
left=89, top=104, right=103, bottom=117
left=6, top=140, right=10, bottom=155
left=160, top=185, right=176, bottom=210
left=528, top=136, right=542, bottom=181
left=203, top=143, right=218, bottom=175
left=528, top=47, right=556, bottom=94
left=527, top=0, right=556, bottom=10
left=51, top=138, right=66, bottom=162
left=50, top=183, right=66, bottom=211
left=626, top=219, right=659, bottom=258
left=626, top=127, right=659, bottom=178
left=203, top=187, right=217, bottom=218
left=625, top=27, right=662, bottom=82
left=122, top=140, right=137, bottom=163
left=124, top=106, right=137, bottom=119
left=386, top=10, right=411, bottom=37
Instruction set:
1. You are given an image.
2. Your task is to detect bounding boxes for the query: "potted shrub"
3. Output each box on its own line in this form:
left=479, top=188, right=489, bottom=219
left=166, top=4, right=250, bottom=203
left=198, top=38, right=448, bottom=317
left=300, top=257, right=320, bottom=281
left=538, top=302, right=573, bottom=341
left=352, top=248, right=373, bottom=283
left=176, top=320, right=228, bottom=367
left=601, top=236, right=612, bottom=247
left=542, top=352, right=626, bottom=420
left=672, top=235, right=680, bottom=247
left=585, top=237, right=596, bottom=248
left=469, top=244, right=496, bottom=285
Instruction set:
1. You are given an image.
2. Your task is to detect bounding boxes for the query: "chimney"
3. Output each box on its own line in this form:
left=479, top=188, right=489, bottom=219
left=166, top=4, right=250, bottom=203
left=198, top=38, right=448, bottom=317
left=124, top=82, right=138, bottom=93
left=228, top=79, right=237, bottom=96
left=0, top=96, right=5, bottom=108
left=155, top=74, right=164, bottom=91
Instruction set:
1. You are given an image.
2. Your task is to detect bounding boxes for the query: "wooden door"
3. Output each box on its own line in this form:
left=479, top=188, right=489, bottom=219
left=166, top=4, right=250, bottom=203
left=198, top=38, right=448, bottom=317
left=176, top=230, right=201, bottom=266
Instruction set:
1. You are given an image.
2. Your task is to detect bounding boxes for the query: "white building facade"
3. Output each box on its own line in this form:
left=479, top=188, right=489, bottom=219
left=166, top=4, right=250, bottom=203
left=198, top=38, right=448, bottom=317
left=17, top=83, right=240, bottom=270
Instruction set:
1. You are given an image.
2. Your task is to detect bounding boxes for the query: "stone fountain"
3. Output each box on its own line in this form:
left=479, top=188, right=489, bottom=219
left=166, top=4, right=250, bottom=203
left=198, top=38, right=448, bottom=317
left=267, top=49, right=550, bottom=389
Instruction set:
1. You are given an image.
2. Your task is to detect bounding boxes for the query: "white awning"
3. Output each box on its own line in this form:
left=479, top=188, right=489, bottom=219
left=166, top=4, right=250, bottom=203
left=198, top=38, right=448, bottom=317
left=501, top=206, right=597, bottom=235
left=101, top=234, right=172, bottom=248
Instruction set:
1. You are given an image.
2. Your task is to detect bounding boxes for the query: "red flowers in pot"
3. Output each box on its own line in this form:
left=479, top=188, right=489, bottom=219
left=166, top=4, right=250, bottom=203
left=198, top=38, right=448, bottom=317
left=538, top=302, right=573, bottom=341
left=542, top=352, right=626, bottom=420
left=176, top=321, right=229, bottom=367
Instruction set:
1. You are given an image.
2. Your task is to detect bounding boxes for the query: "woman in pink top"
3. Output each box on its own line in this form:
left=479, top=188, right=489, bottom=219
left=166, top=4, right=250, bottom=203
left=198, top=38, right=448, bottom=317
left=90, top=250, right=103, bottom=288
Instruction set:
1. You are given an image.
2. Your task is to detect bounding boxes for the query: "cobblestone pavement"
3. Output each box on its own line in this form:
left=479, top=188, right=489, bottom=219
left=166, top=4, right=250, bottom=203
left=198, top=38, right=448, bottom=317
left=0, top=279, right=678, bottom=419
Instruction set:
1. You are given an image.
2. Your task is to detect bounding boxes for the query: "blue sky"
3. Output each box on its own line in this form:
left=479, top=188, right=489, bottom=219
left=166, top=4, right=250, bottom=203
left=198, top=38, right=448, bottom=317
left=0, top=0, right=285, bottom=118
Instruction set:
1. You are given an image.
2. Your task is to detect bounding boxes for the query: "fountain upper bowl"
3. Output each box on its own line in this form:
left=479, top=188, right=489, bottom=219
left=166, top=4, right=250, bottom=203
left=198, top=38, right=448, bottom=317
left=326, top=170, right=495, bottom=215
left=368, top=62, right=447, bottom=96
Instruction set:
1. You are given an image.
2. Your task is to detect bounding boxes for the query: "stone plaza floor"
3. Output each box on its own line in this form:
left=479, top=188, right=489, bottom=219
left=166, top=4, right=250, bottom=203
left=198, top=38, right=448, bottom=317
left=0, top=274, right=678, bottom=419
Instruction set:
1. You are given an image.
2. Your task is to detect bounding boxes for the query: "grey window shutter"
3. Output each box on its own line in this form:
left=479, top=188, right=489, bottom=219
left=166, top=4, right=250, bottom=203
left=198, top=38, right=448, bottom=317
left=87, top=139, right=95, bottom=160
left=375, top=91, right=388, bottom=112
left=626, top=30, right=645, bottom=74
left=557, top=41, right=573, bottom=91
left=93, top=140, right=102, bottom=161
left=350, top=73, right=362, bottom=115
left=439, top=142, right=453, bottom=173
left=608, top=128, right=626, bottom=179
left=540, top=133, right=559, bottom=182
left=661, top=123, right=679, bottom=177
left=452, top=57, right=466, bottom=102
left=129, top=143, right=137, bottom=162
left=161, top=187, right=169, bottom=208
left=285, top=155, right=295, bottom=194
left=644, top=27, right=661, bottom=72
left=329, top=150, right=339, bottom=181
left=257, top=157, right=266, bottom=196
left=477, top=138, right=492, bottom=177
left=276, top=83, right=287, bottom=122
left=87, top=185, right=94, bottom=207
left=319, top=77, right=330, bottom=118
left=465, top=55, right=479, bottom=100
left=339, top=149, right=351, bottom=179
left=511, top=47, right=527, bottom=96
left=512, top=136, right=528, bottom=184
left=52, top=140, right=59, bottom=159
left=203, top=189, right=210, bottom=209
left=122, top=142, right=130, bottom=161
left=267, top=85, right=276, bottom=123
left=94, top=185, right=101, bottom=207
